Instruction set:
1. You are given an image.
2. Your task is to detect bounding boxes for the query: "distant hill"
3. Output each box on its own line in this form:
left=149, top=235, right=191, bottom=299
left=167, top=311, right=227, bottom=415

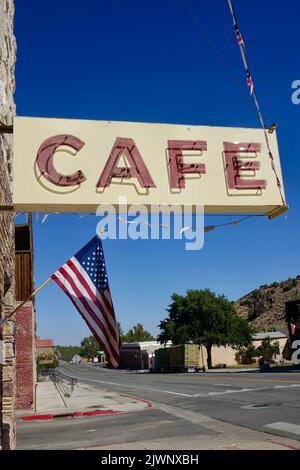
left=234, top=275, right=300, bottom=331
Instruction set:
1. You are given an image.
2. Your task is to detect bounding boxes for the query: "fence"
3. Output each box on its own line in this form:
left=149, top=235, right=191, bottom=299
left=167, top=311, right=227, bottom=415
left=50, top=370, right=77, bottom=400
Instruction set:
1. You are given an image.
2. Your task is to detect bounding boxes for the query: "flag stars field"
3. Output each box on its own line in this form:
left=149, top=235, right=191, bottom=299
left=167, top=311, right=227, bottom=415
left=51, top=235, right=120, bottom=368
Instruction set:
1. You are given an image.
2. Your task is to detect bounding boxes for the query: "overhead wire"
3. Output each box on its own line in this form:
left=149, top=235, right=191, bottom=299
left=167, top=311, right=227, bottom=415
left=179, top=0, right=287, bottom=231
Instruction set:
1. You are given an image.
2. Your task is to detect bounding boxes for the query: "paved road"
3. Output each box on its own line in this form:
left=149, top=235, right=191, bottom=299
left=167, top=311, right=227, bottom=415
left=17, top=363, right=300, bottom=449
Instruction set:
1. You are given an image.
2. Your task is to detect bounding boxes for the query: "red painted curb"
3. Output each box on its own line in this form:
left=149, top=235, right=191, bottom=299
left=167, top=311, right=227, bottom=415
left=18, top=395, right=153, bottom=422
left=125, top=394, right=153, bottom=409
left=271, top=440, right=300, bottom=451
left=20, top=414, right=54, bottom=421
left=223, top=444, right=239, bottom=451
left=19, top=409, right=121, bottom=422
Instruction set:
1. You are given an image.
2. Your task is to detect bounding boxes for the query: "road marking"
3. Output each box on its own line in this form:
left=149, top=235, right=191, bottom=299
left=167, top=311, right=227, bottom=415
left=61, top=371, right=299, bottom=400
left=194, top=387, right=264, bottom=397
left=163, top=391, right=194, bottom=397
left=265, top=422, right=300, bottom=436
left=274, top=384, right=300, bottom=389
left=169, top=376, right=300, bottom=384
left=69, top=375, right=195, bottom=396
left=214, top=383, right=241, bottom=387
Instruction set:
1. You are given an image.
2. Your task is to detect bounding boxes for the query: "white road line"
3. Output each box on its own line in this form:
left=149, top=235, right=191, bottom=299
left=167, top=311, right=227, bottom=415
left=265, top=422, right=300, bottom=436
left=163, top=391, right=194, bottom=397
left=64, top=374, right=273, bottom=399
left=193, top=387, right=265, bottom=397
left=70, top=375, right=194, bottom=396
left=214, top=383, right=241, bottom=388
left=274, top=384, right=300, bottom=389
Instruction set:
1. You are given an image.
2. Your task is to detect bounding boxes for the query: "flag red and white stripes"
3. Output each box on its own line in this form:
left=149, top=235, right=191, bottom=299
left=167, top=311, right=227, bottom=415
left=51, top=236, right=121, bottom=368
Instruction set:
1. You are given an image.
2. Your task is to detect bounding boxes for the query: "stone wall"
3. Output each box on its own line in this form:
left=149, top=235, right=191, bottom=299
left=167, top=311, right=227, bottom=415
left=0, top=0, right=16, bottom=450
left=16, top=302, right=36, bottom=410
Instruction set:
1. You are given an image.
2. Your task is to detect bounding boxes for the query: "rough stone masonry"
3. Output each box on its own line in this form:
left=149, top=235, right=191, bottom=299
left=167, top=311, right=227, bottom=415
left=0, top=0, right=16, bottom=450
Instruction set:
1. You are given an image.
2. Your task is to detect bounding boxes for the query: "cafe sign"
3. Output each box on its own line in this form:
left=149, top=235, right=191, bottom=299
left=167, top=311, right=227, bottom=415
left=13, top=117, right=285, bottom=214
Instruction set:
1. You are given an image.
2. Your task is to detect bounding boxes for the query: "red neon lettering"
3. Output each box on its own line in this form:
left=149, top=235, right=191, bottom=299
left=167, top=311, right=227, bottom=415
left=224, top=142, right=266, bottom=190
left=36, top=134, right=86, bottom=187
left=167, top=140, right=207, bottom=189
left=96, top=138, right=156, bottom=188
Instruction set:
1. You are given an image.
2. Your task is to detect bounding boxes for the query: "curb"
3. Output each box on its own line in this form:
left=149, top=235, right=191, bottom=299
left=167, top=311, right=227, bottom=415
left=18, top=409, right=123, bottom=422
left=18, top=396, right=153, bottom=422
left=126, top=394, right=153, bottom=409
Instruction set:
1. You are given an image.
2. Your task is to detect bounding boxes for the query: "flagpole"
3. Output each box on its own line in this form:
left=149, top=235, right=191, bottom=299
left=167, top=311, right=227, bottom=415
left=0, top=277, right=52, bottom=325
left=1, top=231, right=106, bottom=328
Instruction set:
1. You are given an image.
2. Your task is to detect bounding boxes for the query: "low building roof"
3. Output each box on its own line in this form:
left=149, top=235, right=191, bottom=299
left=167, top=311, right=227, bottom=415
left=121, top=341, right=172, bottom=349
left=36, top=339, right=54, bottom=348
left=253, top=331, right=287, bottom=340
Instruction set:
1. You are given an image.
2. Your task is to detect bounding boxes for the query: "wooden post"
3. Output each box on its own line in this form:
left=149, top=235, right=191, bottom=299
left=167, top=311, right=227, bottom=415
left=1, top=277, right=52, bottom=324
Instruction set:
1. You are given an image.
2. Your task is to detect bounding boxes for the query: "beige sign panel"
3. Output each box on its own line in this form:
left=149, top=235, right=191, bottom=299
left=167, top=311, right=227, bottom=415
left=13, top=116, right=285, bottom=214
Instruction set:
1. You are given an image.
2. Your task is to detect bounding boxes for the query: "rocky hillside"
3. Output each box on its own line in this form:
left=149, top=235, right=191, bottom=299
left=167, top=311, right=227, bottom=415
left=235, top=275, right=300, bottom=331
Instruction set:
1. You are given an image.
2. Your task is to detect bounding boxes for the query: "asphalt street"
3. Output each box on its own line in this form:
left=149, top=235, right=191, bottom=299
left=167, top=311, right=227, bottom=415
left=17, top=363, right=300, bottom=449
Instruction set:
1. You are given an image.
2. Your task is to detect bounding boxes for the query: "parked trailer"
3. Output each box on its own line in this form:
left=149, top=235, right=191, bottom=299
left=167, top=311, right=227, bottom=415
left=119, top=347, right=149, bottom=370
left=151, top=344, right=205, bottom=373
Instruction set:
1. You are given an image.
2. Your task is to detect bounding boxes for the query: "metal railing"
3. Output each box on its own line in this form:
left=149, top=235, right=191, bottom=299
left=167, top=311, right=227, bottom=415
left=50, top=370, right=77, bottom=398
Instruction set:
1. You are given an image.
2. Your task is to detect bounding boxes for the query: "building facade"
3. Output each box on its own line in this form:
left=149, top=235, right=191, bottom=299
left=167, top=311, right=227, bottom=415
left=16, top=302, right=36, bottom=410
left=15, top=222, right=36, bottom=411
left=0, top=0, right=16, bottom=449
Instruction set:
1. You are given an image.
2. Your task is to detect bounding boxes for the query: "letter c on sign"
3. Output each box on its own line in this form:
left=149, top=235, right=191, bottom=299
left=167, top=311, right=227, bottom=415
left=36, top=134, right=86, bottom=186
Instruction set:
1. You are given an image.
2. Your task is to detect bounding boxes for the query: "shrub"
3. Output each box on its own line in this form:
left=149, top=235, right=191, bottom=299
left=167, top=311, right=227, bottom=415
left=247, top=306, right=256, bottom=321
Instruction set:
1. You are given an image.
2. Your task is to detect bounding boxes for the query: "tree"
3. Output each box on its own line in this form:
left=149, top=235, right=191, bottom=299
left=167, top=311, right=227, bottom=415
left=54, top=345, right=81, bottom=362
left=117, top=322, right=126, bottom=342
left=256, top=337, right=280, bottom=362
left=158, top=289, right=253, bottom=368
left=123, top=323, right=155, bottom=342
left=235, top=344, right=259, bottom=364
left=79, top=335, right=102, bottom=359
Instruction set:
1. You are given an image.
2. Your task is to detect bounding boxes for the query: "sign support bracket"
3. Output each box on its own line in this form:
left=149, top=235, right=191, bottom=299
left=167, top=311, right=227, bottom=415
left=0, top=121, right=13, bottom=134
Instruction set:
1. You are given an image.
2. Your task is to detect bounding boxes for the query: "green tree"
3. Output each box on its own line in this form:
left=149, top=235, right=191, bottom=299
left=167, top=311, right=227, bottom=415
left=54, top=345, right=81, bottom=362
left=236, top=344, right=259, bottom=364
left=117, top=322, right=126, bottom=342
left=256, top=337, right=280, bottom=362
left=79, top=335, right=102, bottom=359
left=123, top=323, right=155, bottom=342
left=158, top=289, right=253, bottom=368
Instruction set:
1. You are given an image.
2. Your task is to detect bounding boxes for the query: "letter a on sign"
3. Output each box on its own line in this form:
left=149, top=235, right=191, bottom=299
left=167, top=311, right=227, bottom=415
left=96, top=138, right=156, bottom=189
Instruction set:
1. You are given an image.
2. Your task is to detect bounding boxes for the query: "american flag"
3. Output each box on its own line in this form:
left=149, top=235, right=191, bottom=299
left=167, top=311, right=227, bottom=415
left=246, top=69, right=254, bottom=95
left=290, top=323, right=297, bottom=335
left=51, top=235, right=121, bottom=368
left=234, top=24, right=244, bottom=46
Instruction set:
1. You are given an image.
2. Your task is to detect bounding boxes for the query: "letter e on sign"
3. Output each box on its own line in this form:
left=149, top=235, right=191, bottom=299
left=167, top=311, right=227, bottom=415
left=224, top=142, right=266, bottom=190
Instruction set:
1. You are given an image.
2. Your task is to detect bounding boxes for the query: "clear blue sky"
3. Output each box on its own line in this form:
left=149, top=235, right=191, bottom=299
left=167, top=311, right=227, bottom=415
left=14, top=0, right=300, bottom=345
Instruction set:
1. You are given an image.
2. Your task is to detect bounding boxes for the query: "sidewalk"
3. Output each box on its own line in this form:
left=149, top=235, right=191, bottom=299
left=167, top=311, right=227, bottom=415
left=205, top=367, right=259, bottom=373
left=16, top=380, right=151, bottom=421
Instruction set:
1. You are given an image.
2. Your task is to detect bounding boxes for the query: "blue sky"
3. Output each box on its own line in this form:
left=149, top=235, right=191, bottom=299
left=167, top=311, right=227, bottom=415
left=14, top=0, right=300, bottom=345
